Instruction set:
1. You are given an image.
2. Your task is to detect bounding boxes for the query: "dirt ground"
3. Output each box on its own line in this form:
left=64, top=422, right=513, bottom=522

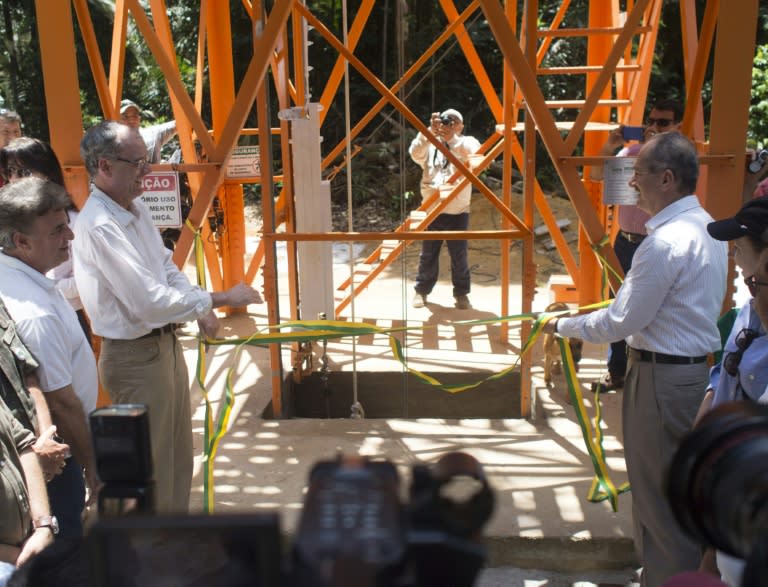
left=246, top=186, right=582, bottom=289
left=337, top=189, right=581, bottom=288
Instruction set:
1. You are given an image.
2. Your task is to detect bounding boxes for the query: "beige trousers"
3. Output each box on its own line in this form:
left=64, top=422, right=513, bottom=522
left=99, top=331, right=193, bottom=513
left=623, top=356, right=707, bottom=587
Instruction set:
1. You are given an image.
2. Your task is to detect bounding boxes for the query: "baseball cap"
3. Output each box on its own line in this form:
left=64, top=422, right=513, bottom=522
left=707, top=196, right=768, bottom=241
left=120, top=99, right=141, bottom=115
left=440, top=109, right=463, bottom=124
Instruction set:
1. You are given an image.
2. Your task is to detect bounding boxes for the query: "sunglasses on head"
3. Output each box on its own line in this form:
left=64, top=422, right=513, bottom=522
left=723, top=328, right=760, bottom=377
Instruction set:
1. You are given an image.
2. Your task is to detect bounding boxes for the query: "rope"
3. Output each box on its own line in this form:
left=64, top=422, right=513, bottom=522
left=184, top=220, right=235, bottom=513
left=341, top=0, right=363, bottom=419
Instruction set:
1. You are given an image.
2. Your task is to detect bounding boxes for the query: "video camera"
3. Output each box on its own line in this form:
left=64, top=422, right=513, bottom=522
left=87, top=406, right=495, bottom=586
left=666, top=401, right=768, bottom=587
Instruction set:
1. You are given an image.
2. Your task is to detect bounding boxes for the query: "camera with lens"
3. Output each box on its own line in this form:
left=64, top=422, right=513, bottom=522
left=439, top=116, right=455, bottom=126
left=666, top=401, right=768, bottom=587
left=748, top=149, right=768, bottom=174
left=87, top=405, right=495, bottom=587
left=289, top=451, right=494, bottom=587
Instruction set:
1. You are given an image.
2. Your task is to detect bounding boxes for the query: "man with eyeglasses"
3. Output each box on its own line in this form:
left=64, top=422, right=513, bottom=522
left=409, top=109, right=481, bottom=310
left=73, top=121, right=262, bottom=513
left=592, top=99, right=684, bottom=394
left=543, top=132, right=728, bottom=586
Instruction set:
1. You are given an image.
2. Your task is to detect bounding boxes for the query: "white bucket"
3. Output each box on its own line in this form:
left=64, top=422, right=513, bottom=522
left=603, top=157, right=638, bottom=205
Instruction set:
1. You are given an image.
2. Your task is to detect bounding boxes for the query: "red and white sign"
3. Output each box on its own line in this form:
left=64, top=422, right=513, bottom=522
left=140, top=172, right=182, bottom=229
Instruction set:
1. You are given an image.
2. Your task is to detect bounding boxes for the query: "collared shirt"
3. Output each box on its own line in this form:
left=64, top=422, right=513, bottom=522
left=710, top=300, right=768, bottom=406
left=558, top=196, right=728, bottom=356
left=0, top=254, right=97, bottom=413
left=46, top=209, right=82, bottom=312
left=409, top=132, right=481, bottom=215
left=73, top=187, right=212, bottom=339
left=0, top=302, right=38, bottom=433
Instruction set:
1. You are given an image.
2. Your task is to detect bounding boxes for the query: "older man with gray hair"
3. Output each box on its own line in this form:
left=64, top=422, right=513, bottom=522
left=543, top=132, right=728, bottom=586
left=0, top=177, right=98, bottom=538
left=73, top=121, right=262, bottom=513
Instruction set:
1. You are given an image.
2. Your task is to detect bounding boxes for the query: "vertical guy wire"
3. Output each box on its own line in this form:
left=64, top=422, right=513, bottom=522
left=397, top=0, right=409, bottom=417
left=341, top=0, right=363, bottom=418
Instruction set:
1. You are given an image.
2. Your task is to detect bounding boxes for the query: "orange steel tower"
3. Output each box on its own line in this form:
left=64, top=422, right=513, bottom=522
left=34, top=0, right=760, bottom=417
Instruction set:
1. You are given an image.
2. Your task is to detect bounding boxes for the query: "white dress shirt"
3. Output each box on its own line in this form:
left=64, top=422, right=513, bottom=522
left=73, top=187, right=212, bottom=339
left=557, top=195, right=727, bottom=356
left=46, top=209, right=83, bottom=311
left=0, top=254, right=98, bottom=413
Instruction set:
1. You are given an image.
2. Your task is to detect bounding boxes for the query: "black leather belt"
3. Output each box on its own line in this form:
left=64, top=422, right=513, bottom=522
left=629, top=347, right=707, bottom=365
left=619, top=230, right=646, bottom=244
left=136, top=324, right=175, bottom=340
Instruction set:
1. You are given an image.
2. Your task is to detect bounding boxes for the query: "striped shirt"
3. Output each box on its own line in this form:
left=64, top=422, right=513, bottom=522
left=558, top=196, right=727, bottom=356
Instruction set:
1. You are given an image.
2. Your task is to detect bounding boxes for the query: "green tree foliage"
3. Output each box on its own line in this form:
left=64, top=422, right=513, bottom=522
left=0, top=0, right=47, bottom=139
left=749, top=44, right=768, bottom=148
left=1, top=0, right=767, bottom=182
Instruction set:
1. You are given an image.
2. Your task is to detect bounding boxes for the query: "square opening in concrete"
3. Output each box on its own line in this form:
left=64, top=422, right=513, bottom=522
left=264, top=370, right=522, bottom=419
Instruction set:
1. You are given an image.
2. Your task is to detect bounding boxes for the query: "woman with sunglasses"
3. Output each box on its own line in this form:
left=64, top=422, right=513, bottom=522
left=694, top=196, right=768, bottom=587
left=702, top=197, right=768, bottom=411
left=0, top=138, right=91, bottom=343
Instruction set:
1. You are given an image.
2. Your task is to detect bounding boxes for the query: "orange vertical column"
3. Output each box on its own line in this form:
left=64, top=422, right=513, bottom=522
left=520, top=0, right=535, bottom=419
left=34, top=0, right=88, bottom=206
left=703, top=0, right=756, bottom=219
left=208, top=1, right=246, bottom=314
left=577, top=1, right=615, bottom=305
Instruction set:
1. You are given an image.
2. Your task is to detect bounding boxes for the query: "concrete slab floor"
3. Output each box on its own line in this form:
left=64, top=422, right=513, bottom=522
left=178, top=302, right=636, bottom=574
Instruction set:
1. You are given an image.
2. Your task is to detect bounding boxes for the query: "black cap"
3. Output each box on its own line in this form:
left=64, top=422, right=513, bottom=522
left=707, top=196, right=768, bottom=241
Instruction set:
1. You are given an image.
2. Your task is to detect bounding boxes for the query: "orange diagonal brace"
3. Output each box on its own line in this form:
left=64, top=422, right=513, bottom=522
left=173, top=0, right=294, bottom=267
left=124, top=0, right=215, bottom=158
left=297, top=4, right=525, bottom=232
left=317, top=0, right=376, bottom=125
left=108, top=0, right=129, bottom=114
left=480, top=0, right=622, bottom=294
left=438, top=0, right=502, bottom=121
left=680, top=0, right=719, bottom=139
left=563, top=0, right=653, bottom=153
left=72, top=0, right=114, bottom=119
left=320, top=1, right=481, bottom=171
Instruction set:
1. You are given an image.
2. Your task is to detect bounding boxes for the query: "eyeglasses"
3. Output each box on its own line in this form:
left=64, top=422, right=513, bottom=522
left=646, top=117, right=674, bottom=128
left=4, top=166, right=32, bottom=179
left=114, top=156, right=148, bottom=169
left=744, top=275, right=768, bottom=291
left=439, top=117, right=456, bottom=126
left=723, top=328, right=760, bottom=377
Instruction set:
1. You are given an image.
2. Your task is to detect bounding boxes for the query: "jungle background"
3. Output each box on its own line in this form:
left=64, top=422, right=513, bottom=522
left=1, top=0, right=767, bottom=231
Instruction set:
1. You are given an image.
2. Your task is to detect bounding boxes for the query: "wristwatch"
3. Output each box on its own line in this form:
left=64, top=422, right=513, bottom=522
left=33, top=515, right=59, bottom=535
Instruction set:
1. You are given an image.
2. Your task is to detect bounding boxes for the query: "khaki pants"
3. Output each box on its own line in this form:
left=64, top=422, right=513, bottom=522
left=99, top=331, right=193, bottom=513
left=623, top=356, right=707, bottom=587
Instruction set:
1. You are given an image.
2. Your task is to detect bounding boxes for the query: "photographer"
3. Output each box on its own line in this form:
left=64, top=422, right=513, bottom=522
left=409, top=109, right=481, bottom=310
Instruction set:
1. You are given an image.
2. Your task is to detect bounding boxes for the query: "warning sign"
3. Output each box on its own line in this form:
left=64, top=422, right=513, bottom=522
left=140, top=172, right=182, bottom=229
left=226, top=145, right=261, bottom=179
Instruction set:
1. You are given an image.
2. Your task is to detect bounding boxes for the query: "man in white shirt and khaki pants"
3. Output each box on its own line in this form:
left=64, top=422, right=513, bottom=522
left=74, top=121, right=262, bottom=513
left=542, top=132, right=728, bottom=587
